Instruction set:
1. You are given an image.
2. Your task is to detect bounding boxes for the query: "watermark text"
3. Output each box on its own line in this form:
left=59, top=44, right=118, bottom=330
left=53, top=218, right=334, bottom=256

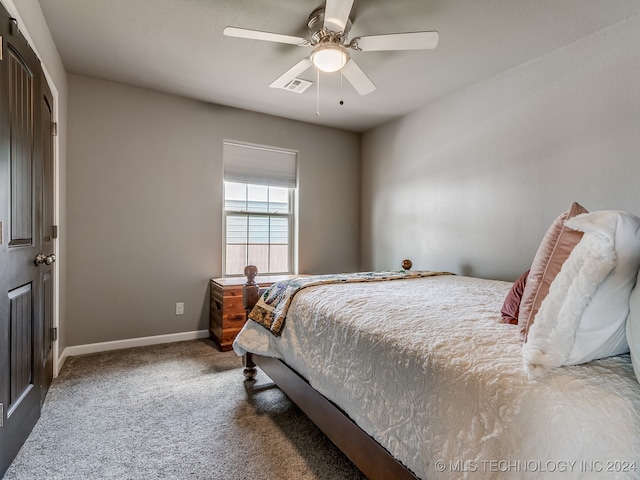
left=433, top=459, right=637, bottom=474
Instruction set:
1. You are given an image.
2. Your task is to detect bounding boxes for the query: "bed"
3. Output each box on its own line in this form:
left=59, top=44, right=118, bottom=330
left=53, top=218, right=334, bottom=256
left=233, top=206, right=640, bottom=480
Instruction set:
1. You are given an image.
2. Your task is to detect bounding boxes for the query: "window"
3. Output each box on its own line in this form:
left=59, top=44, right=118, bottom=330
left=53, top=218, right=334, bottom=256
left=223, top=142, right=297, bottom=276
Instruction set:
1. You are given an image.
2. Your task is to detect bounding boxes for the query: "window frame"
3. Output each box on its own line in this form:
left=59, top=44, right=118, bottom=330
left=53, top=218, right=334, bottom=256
left=222, top=181, right=296, bottom=277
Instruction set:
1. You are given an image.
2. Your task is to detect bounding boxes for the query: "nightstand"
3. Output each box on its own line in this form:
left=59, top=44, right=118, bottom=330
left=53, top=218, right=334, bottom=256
left=209, top=274, right=298, bottom=351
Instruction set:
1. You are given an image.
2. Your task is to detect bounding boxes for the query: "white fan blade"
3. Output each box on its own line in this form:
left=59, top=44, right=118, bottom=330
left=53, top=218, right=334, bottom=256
left=354, top=31, right=439, bottom=51
left=323, top=0, right=355, bottom=33
left=269, top=58, right=313, bottom=89
left=342, top=59, right=376, bottom=95
left=224, top=27, right=310, bottom=46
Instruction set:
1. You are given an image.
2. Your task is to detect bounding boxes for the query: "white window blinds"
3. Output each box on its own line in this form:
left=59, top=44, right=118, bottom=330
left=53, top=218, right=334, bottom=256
left=223, top=141, right=297, bottom=188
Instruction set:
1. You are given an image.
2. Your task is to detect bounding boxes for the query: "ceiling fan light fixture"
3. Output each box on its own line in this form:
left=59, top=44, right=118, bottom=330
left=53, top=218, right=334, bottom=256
left=311, top=44, right=349, bottom=72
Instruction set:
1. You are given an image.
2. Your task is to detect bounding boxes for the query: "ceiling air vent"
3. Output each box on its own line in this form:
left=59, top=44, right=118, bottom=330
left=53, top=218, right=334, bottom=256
left=280, top=78, right=312, bottom=94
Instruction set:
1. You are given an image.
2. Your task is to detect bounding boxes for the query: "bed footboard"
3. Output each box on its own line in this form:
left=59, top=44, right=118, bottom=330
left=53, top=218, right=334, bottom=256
left=241, top=260, right=413, bottom=314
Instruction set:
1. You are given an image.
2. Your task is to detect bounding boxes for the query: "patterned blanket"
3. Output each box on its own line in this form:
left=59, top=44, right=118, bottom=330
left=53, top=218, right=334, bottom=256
left=248, top=270, right=451, bottom=335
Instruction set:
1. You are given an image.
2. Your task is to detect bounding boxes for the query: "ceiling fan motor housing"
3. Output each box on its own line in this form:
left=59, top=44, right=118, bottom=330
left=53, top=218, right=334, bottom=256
left=308, top=7, right=352, bottom=44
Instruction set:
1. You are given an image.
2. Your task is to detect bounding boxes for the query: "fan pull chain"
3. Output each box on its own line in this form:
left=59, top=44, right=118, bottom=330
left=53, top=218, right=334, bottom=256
left=340, top=71, right=344, bottom=106
left=316, top=68, right=320, bottom=116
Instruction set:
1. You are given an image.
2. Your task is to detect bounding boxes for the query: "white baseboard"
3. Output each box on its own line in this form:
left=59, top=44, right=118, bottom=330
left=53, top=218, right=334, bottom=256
left=57, top=330, right=210, bottom=375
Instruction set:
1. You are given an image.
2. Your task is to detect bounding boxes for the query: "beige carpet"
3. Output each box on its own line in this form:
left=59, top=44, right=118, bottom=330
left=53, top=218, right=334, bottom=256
left=4, top=339, right=365, bottom=479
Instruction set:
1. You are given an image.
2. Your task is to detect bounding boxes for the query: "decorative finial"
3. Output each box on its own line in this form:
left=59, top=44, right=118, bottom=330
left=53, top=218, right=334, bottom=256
left=244, top=265, right=258, bottom=285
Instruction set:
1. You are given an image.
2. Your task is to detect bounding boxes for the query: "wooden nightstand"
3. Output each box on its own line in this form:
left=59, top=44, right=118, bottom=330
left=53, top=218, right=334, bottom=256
left=209, top=275, right=298, bottom=351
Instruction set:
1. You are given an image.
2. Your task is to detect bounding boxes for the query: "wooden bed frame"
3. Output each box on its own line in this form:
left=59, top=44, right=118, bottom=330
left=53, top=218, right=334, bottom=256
left=240, top=264, right=419, bottom=480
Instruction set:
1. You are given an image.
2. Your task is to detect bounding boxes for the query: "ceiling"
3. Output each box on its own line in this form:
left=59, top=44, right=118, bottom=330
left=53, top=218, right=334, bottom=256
left=38, top=0, right=640, bottom=133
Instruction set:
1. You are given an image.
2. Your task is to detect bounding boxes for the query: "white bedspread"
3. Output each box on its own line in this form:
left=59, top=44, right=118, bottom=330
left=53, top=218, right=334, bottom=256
left=234, top=275, right=640, bottom=479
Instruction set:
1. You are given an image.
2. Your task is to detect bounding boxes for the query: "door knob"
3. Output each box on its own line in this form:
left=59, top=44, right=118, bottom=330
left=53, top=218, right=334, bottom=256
left=34, top=253, right=56, bottom=266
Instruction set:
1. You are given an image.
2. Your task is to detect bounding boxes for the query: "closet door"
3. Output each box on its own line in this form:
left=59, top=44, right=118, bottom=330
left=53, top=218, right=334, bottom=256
left=0, top=11, right=45, bottom=476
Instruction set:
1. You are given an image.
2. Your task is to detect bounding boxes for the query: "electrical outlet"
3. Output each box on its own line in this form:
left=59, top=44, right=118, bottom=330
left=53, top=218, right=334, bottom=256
left=175, top=302, right=184, bottom=315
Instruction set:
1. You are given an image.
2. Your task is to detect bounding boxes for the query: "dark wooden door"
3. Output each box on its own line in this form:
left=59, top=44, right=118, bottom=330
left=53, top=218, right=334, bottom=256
left=0, top=11, right=45, bottom=476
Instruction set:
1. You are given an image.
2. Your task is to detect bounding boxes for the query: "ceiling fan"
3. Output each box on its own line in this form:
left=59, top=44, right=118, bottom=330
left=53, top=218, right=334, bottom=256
left=223, top=0, right=439, bottom=96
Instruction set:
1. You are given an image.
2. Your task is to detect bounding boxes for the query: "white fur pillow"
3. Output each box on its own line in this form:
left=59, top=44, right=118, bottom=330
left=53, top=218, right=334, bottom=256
left=628, top=269, right=640, bottom=384
left=523, top=211, right=640, bottom=378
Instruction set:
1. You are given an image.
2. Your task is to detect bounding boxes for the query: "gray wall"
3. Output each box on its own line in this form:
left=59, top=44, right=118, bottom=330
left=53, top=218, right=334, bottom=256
left=361, top=15, right=640, bottom=281
left=21, top=1, right=640, bottom=349
left=67, top=75, right=360, bottom=346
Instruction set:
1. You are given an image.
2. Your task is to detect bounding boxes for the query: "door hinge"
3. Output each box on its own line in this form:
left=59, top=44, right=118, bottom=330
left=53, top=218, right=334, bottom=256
left=0, top=403, right=3, bottom=428
left=0, top=36, right=3, bottom=61
left=9, top=18, right=18, bottom=36
left=52, top=225, right=58, bottom=239
left=51, top=122, right=58, bottom=136
left=52, top=327, right=58, bottom=342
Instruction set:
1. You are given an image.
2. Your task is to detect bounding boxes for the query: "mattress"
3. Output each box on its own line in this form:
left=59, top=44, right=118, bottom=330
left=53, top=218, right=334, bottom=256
left=234, top=275, right=640, bottom=479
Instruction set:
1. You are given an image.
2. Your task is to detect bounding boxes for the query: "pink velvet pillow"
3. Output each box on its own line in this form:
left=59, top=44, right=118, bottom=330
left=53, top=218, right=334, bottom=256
left=501, top=270, right=529, bottom=325
left=518, top=202, right=588, bottom=340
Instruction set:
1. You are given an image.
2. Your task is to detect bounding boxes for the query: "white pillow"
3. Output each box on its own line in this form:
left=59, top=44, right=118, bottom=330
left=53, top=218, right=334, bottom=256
left=628, top=269, right=640, bottom=383
left=523, top=210, right=640, bottom=378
